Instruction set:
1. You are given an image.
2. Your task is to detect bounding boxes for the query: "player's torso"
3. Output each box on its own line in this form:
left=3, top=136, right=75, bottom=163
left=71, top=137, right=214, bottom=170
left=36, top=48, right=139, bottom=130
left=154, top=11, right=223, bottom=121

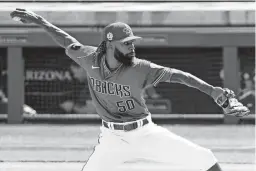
left=86, top=56, right=149, bottom=122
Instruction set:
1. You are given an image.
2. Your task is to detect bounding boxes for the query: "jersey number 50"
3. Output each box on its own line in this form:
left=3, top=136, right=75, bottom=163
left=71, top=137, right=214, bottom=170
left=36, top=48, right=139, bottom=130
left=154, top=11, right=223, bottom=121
left=116, top=99, right=135, bottom=113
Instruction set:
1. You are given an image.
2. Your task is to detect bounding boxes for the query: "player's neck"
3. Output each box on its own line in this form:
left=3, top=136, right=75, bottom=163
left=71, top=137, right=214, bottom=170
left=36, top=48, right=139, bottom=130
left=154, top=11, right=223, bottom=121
left=105, top=53, right=121, bottom=70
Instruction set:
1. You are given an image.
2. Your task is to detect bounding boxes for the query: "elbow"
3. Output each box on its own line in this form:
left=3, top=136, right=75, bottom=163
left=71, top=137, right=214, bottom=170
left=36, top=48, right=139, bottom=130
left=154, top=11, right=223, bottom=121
left=64, top=42, right=80, bottom=56
left=63, top=37, right=77, bottom=49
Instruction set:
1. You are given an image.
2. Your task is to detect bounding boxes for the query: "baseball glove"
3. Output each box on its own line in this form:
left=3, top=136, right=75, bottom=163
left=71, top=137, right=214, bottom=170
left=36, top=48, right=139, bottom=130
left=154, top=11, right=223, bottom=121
left=215, top=88, right=250, bottom=117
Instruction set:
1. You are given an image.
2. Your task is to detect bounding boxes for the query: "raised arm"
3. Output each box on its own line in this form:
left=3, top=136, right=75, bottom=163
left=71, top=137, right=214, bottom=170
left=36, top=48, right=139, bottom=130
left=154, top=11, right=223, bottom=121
left=35, top=17, right=78, bottom=49
left=10, top=8, right=78, bottom=48
left=10, top=8, right=96, bottom=67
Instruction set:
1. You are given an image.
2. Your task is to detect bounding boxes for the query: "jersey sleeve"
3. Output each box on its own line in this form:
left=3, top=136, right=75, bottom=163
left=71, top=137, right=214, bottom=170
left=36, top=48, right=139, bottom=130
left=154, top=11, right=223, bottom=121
left=65, top=42, right=97, bottom=70
left=140, top=60, right=173, bottom=88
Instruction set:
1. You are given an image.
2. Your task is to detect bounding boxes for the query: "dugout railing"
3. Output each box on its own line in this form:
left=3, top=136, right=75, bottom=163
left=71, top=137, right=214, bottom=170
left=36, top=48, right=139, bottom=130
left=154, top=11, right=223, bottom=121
left=0, top=2, right=254, bottom=124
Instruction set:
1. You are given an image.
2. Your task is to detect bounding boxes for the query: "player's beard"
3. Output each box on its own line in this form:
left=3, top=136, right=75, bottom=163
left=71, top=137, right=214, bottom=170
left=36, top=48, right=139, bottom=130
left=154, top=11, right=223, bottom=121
left=114, top=48, right=135, bottom=66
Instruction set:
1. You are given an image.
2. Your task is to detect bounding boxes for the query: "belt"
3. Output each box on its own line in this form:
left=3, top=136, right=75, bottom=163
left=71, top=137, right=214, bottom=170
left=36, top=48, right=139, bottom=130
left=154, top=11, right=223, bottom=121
left=102, top=117, right=149, bottom=132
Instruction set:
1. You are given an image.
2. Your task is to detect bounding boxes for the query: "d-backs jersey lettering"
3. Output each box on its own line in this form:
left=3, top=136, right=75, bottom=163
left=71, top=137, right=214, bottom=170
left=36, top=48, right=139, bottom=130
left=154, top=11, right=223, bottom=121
left=66, top=43, right=173, bottom=122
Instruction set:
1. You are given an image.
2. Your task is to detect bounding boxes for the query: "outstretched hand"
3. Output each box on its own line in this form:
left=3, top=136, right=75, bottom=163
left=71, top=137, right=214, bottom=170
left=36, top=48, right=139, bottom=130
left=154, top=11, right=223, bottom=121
left=10, top=8, right=42, bottom=24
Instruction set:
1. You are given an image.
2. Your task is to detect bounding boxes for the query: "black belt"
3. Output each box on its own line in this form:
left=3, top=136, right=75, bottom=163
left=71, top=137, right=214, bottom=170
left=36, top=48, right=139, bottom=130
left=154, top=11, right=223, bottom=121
left=102, top=118, right=149, bottom=131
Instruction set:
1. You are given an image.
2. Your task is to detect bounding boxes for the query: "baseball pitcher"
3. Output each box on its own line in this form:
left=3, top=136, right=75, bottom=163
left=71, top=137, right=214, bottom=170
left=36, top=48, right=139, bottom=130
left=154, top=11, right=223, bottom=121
left=10, top=9, right=250, bottom=171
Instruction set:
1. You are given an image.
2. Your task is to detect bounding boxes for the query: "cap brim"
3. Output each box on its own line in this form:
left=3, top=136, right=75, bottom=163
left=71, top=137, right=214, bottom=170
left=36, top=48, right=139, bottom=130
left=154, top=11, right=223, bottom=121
left=120, top=36, right=142, bottom=42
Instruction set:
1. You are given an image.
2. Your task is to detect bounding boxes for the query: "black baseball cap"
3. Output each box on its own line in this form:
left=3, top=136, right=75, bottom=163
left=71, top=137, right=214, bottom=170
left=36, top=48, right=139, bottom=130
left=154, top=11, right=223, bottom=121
left=102, top=22, right=141, bottom=42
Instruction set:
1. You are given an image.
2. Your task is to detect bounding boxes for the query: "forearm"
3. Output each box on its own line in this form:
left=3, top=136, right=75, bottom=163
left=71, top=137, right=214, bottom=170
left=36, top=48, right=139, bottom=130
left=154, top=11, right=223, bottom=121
left=38, top=17, right=78, bottom=48
left=170, top=69, right=214, bottom=97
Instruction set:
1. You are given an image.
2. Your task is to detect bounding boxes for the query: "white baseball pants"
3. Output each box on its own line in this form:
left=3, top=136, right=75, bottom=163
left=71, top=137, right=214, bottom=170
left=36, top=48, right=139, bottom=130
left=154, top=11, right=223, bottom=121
left=82, top=119, right=217, bottom=171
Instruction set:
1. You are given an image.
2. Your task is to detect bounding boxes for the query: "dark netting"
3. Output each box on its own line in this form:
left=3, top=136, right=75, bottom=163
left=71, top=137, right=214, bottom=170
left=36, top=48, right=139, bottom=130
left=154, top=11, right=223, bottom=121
left=0, top=48, right=7, bottom=114
left=23, top=48, right=94, bottom=114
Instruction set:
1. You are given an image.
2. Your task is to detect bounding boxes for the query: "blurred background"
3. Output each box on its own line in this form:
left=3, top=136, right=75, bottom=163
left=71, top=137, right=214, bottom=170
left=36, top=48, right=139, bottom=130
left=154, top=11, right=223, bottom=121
left=0, top=0, right=255, bottom=125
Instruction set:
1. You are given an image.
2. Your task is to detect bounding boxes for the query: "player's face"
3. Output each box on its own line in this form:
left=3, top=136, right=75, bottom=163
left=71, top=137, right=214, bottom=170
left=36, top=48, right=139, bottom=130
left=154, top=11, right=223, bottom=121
left=113, top=40, right=136, bottom=66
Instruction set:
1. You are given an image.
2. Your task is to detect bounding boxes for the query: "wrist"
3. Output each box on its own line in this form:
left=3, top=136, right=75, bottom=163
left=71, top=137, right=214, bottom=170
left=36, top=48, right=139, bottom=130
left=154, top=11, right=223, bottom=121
left=209, top=86, right=216, bottom=98
left=211, top=87, right=225, bottom=101
left=199, top=84, right=215, bottom=97
left=209, top=86, right=215, bottom=98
